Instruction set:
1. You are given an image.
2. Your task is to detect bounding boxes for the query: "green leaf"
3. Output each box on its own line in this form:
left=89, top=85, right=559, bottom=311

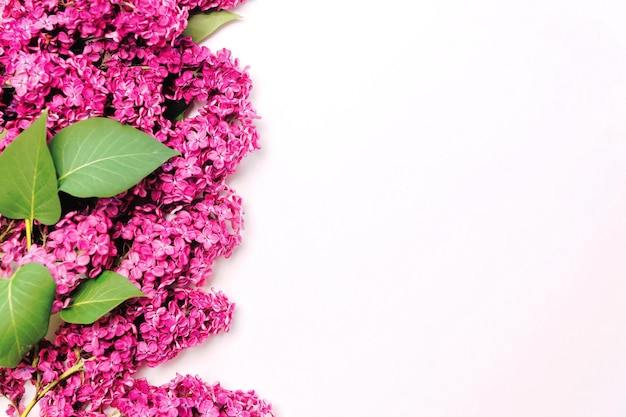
left=0, top=263, right=56, bottom=368
left=183, top=10, right=241, bottom=43
left=60, top=271, right=146, bottom=324
left=0, top=110, right=61, bottom=225
left=49, top=117, right=179, bottom=198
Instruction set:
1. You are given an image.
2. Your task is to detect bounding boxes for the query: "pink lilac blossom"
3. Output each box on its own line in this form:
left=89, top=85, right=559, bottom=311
left=115, top=375, right=273, bottom=417
left=0, top=0, right=272, bottom=416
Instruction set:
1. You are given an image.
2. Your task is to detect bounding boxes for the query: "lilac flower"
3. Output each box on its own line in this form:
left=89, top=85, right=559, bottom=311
left=115, top=375, right=274, bottom=417
left=0, top=0, right=270, bottom=414
left=132, top=288, right=234, bottom=367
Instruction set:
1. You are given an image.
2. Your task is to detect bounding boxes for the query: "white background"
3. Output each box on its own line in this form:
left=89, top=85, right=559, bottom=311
left=146, top=1, right=626, bottom=416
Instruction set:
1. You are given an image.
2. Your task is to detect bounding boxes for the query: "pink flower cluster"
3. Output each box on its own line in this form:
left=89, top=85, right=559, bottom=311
left=117, top=375, right=273, bottom=417
left=0, top=0, right=271, bottom=416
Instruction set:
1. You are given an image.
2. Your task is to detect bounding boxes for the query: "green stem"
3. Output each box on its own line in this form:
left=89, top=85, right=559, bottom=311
left=19, top=359, right=87, bottom=417
left=24, top=218, right=32, bottom=250
left=0, top=219, right=14, bottom=241
left=31, top=346, right=41, bottom=392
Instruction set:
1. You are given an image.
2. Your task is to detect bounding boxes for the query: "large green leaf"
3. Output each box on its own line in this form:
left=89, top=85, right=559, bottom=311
left=0, top=110, right=61, bottom=225
left=49, top=117, right=179, bottom=198
left=0, top=263, right=56, bottom=368
left=60, top=271, right=146, bottom=324
left=183, top=10, right=241, bottom=43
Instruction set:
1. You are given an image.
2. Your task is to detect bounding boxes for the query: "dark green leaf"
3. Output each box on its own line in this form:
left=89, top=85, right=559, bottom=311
left=0, top=263, right=56, bottom=368
left=183, top=10, right=241, bottom=43
left=60, top=271, right=146, bottom=324
left=49, top=117, right=179, bottom=198
left=0, top=110, right=61, bottom=225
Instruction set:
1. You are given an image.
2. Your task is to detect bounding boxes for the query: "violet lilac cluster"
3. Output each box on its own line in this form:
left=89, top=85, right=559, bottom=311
left=0, top=0, right=271, bottom=416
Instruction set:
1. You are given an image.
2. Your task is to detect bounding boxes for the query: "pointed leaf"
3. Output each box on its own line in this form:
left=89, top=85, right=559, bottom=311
left=60, top=271, right=146, bottom=324
left=49, top=118, right=179, bottom=198
left=0, top=263, right=56, bottom=368
left=183, top=10, right=241, bottom=43
left=0, top=110, right=61, bottom=225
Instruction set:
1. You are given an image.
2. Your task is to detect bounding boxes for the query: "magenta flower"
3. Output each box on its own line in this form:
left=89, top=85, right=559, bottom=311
left=0, top=0, right=272, bottom=415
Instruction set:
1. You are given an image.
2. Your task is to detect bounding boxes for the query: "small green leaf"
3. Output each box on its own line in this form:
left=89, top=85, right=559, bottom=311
left=0, top=110, right=61, bottom=225
left=183, top=10, right=241, bottom=43
left=60, top=271, right=146, bottom=324
left=0, top=129, right=6, bottom=141
left=0, top=263, right=56, bottom=368
left=49, top=117, right=179, bottom=198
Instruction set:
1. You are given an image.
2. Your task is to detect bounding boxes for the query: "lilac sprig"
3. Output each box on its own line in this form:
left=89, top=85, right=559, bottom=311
left=0, top=0, right=271, bottom=415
